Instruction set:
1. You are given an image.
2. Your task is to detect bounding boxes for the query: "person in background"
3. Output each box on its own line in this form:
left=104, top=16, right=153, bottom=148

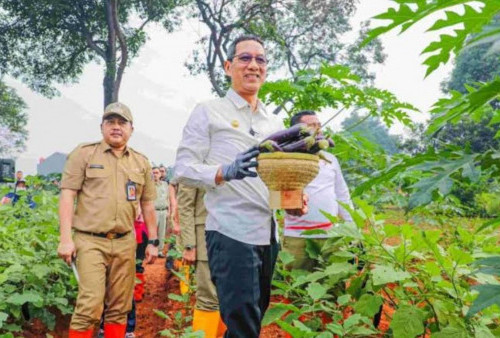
left=283, top=110, right=353, bottom=271
left=152, top=166, right=170, bottom=257
left=177, top=183, right=226, bottom=337
left=15, top=170, right=23, bottom=182
left=1, top=180, right=36, bottom=208
left=159, top=165, right=168, bottom=183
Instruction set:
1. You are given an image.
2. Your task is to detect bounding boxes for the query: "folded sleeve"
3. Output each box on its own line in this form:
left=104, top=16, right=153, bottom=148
left=141, top=160, right=157, bottom=202
left=60, top=147, right=87, bottom=191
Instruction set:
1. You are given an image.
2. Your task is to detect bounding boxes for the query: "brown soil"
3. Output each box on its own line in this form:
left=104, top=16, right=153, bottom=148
left=19, top=257, right=285, bottom=337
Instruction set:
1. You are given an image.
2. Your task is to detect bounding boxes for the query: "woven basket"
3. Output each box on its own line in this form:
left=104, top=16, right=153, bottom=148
left=257, top=152, right=319, bottom=208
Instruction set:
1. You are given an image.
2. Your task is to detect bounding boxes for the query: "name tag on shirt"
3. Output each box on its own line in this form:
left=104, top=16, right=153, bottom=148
left=126, top=181, right=137, bottom=201
left=89, top=164, right=105, bottom=169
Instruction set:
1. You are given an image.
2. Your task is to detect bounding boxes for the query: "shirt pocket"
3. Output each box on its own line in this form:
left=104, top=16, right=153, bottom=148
left=128, top=172, right=145, bottom=199
left=84, top=167, right=112, bottom=197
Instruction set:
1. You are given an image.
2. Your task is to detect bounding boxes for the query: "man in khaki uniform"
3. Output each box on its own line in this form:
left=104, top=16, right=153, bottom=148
left=177, top=183, right=226, bottom=337
left=152, top=166, right=169, bottom=257
left=57, top=102, right=159, bottom=338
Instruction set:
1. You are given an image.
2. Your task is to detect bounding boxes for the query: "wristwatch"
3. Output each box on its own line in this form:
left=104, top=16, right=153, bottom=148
left=147, top=239, right=160, bottom=247
left=185, top=245, right=196, bottom=250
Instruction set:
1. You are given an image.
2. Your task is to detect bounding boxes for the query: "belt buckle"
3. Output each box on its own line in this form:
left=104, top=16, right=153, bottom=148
left=106, top=232, right=117, bottom=240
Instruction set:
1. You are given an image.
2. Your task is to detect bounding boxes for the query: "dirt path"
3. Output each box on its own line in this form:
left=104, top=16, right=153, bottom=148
left=135, top=257, right=174, bottom=336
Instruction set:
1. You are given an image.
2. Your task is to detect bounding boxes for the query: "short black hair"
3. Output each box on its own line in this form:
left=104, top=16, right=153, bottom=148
left=290, top=110, right=317, bottom=126
left=152, top=166, right=159, bottom=170
left=227, top=35, right=265, bottom=61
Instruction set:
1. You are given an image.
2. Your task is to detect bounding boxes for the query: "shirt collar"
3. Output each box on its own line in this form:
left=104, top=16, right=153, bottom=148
left=100, top=140, right=130, bottom=155
left=225, top=88, right=266, bottom=113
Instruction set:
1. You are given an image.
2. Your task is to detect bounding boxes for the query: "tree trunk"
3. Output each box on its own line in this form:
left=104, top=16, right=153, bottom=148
left=103, top=0, right=117, bottom=108
left=111, top=0, right=128, bottom=104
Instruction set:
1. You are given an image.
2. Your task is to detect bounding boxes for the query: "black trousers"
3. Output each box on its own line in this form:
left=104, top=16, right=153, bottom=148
left=206, top=229, right=279, bottom=338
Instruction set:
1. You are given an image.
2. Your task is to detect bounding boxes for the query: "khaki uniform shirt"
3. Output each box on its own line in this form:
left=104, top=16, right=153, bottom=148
left=61, top=140, right=156, bottom=233
left=154, top=181, right=169, bottom=210
left=177, top=183, right=207, bottom=250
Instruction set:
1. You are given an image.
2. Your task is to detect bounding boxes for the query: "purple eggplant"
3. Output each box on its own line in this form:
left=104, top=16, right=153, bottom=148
left=259, top=140, right=284, bottom=153
left=282, top=136, right=316, bottom=153
left=263, top=123, right=313, bottom=145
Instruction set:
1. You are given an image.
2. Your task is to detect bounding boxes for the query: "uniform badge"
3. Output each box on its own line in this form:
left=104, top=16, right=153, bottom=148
left=126, top=180, right=137, bottom=201
left=231, top=120, right=239, bottom=128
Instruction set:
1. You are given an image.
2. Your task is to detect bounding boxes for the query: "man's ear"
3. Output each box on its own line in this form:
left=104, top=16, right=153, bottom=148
left=224, top=60, right=232, bottom=77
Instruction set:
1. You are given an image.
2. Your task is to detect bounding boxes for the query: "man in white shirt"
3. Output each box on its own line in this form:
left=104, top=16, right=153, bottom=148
left=174, top=35, right=305, bottom=337
left=283, top=110, right=353, bottom=271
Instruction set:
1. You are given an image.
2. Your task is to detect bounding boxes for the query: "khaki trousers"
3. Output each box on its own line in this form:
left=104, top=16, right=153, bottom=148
left=70, top=231, right=136, bottom=330
left=194, top=224, right=219, bottom=311
left=282, top=236, right=327, bottom=271
left=156, top=209, right=167, bottom=252
left=195, top=260, right=219, bottom=311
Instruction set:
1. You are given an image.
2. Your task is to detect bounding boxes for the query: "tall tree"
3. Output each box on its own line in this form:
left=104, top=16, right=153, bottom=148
left=186, top=0, right=385, bottom=97
left=0, top=0, right=186, bottom=107
left=0, top=81, right=28, bottom=157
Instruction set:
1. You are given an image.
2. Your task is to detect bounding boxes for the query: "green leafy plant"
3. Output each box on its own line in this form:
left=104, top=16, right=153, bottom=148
left=0, top=185, right=77, bottom=333
left=265, top=200, right=500, bottom=337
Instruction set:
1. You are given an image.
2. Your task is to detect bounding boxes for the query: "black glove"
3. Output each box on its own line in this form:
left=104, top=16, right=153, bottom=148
left=221, top=146, right=260, bottom=181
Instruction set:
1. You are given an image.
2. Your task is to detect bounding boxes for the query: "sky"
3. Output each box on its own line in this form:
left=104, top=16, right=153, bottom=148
left=9, top=0, right=454, bottom=175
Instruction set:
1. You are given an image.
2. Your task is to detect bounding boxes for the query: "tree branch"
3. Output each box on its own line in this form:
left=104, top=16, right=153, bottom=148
left=74, top=2, right=106, bottom=58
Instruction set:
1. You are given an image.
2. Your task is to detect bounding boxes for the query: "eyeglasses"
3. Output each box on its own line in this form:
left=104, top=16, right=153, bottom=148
left=232, top=53, right=268, bottom=66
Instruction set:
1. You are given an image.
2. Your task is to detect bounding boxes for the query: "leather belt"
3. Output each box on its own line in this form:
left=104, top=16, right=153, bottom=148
left=155, top=207, right=169, bottom=211
left=76, top=230, right=130, bottom=240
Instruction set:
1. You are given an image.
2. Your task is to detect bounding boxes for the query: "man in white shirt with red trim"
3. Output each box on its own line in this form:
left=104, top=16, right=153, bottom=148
left=283, top=110, right=353, bottom=271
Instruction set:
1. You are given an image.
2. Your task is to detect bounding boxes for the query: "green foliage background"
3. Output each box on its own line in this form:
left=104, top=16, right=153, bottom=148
left=0, top=182, right=77, bottom=333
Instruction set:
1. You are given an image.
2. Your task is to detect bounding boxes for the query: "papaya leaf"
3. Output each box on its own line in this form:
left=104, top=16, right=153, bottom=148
left=408, top=153, right=477, bottom=209
left=473, top=256, right=500, bottom=276
left=363, top=0, right=500, bottom=76
left=353, top=151, right=438, bottom=197
left=467, top=284, right=500, bottom=316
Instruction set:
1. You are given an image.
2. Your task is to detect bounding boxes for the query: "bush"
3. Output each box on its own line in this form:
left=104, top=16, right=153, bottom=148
left=0, top=184, right=77, bottom=333
left=476, top=192, right=500, bottom=217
